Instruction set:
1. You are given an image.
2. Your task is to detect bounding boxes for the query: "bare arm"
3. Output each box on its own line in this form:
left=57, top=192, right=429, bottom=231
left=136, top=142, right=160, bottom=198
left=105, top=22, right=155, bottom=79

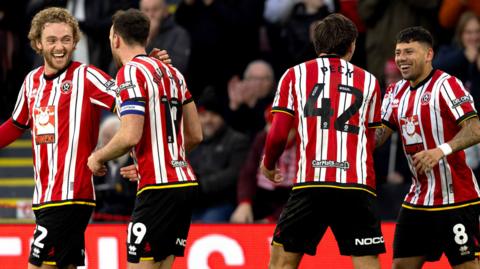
left=413, top=116, right=480, bottom=174
left=375, top=125, right=393, bottom=148
left=448, top=116, right=480, bottom=153
left=183, top=101, right=203, bottom=152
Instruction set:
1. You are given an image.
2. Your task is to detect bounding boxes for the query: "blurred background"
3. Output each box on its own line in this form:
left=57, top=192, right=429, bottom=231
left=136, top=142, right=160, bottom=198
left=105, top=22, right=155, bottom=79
left=1, top=0, right=480, bottom=225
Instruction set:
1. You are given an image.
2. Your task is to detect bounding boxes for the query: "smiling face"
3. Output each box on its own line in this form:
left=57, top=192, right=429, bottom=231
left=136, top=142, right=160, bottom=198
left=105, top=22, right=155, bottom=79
left=461, top=17, right=480, bottom=49
left=36, top=22, right=76, bottom=75
left=395, top=41, right=433, bottom=86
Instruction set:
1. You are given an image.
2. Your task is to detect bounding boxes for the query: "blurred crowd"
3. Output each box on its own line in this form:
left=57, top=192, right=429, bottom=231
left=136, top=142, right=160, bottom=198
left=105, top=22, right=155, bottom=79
left=1, top=0, right=480, bottom=222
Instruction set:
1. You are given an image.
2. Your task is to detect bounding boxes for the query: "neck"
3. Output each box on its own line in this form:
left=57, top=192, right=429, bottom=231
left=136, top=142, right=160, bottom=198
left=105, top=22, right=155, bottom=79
left=119, top=46, right=147, bottom=65
left=318, top=52, right=349, bottom=61
left=410, top=66, right=433, bottom=87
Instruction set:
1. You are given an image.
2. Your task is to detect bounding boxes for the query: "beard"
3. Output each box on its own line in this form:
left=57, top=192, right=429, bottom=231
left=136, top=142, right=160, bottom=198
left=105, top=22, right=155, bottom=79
left=42, top=49, right=73, bottom=73
left=112, top=50, right=123, bottom=69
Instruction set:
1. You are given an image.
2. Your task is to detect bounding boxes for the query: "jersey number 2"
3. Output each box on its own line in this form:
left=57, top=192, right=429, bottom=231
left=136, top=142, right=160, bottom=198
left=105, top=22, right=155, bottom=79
left=304, top=83, right=363, bottom=134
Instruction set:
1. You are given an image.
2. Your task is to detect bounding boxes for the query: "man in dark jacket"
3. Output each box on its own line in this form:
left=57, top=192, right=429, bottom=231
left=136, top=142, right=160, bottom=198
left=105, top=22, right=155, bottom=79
left=188, top=89, right=249, bottom=223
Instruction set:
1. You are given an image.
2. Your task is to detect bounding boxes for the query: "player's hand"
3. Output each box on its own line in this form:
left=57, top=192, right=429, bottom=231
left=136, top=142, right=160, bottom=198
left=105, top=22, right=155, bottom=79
left=149, top=48, right=172, bottom=65
left=120, top=164, right=139, bottom=182
left=230, top=202, right=254, bottom=223
left=412, top=148, right=444, bottom=175
left=260, top=156, right=283, bottom=183
left=87, top=154, right=107, bottom=176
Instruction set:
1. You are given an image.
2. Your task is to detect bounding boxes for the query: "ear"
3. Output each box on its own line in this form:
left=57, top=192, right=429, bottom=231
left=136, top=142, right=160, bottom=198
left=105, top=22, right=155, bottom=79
left=426, top=47, right=434, bottom=62
left=114, top=33, right=121, bottom=49
left=36, top=40, right=43, bottom=52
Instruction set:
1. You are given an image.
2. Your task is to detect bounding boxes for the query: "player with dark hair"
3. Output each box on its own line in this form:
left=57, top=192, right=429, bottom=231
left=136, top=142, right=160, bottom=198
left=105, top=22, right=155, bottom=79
left=376, top=26, right=480, bottom=269
left=88, top=9, right=202, bottom=269
left=261, top=13, right=385, bottom=269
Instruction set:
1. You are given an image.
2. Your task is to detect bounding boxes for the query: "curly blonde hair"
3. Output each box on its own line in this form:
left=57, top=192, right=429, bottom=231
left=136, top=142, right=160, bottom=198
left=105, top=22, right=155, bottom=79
left=28, top=7, right=81, bottom=54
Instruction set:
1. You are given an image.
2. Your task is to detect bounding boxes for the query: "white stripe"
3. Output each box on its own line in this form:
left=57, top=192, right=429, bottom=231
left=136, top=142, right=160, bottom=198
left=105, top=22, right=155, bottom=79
left=46, top=73, right=64, bottom=202
left=296, top=63, right=308, bottom=183
left=120, top=104, right=145, bottom=114
left=32, top=74, right=46, bottom=204
left=314, top=59, right=325, bottom=182
left=130, top=61, right=168, bottom=183
left=336, top=60, right=348, bottom=183
left=431, top=74, right=452, bottom=205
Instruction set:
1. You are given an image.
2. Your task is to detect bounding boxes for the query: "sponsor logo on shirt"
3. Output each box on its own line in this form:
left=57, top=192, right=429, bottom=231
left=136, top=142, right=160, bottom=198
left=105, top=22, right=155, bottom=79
left=451, top=95, right=472, bottom=108
left=119, top=81, right=135, bottom=93
left=33, top=106, right=56, bottom=145
left=311, top=160, right=350, bottom=170
left=171, top=160, right=188, bottom=168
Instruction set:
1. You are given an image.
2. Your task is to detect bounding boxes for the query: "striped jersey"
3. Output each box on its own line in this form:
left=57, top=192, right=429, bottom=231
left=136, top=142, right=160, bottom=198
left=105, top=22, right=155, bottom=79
left=381, top=69, right=480, bottom=208
left=117, top=55, right=197, bottom=193
left=12, top=61, right=117, bottom=208
left=272, top=56, right=382, bottom=194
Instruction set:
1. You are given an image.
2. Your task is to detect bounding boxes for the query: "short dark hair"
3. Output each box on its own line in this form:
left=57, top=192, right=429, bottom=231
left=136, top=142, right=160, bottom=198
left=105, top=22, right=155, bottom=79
left=313, top=13, right=358, bottom=57
left=112, top=9, right=150, bottom=46
left=396, top=26, right=434, bottom=48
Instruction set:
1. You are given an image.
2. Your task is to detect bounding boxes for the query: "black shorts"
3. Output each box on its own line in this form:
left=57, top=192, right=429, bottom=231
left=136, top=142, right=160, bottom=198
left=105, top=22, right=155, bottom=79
left=394, top=204, right=480, bottom=266
left=127, top=186, right=197, bottom=263
left=28, top=204, right=93, bottom=267
left=272, top=187, right=385, bottom=256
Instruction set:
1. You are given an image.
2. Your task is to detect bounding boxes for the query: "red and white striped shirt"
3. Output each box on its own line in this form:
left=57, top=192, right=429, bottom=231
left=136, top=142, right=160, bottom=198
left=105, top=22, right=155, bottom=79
left=12, top=61, right=117, bottom=209
left=117, top=55, right=197, bottom=193
left=272, top=56, right=382, bottom=194
left=382, top=69, right=480, bottom=208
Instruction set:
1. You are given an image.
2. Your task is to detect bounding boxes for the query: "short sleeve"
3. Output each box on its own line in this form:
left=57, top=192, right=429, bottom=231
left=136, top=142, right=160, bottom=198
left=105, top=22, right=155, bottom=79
left=439, top=76, right=477, bottom=125
left=12, top=79, right=30, bottom=129
left=367, top=80, right=382, bottom=128
left=272, top=68, right=295, bottom=116
left=117, top=64, right=147, bottom=116
left=381, top=83, right=397, bottom=130
left=85, top=66, right=117, bottom=112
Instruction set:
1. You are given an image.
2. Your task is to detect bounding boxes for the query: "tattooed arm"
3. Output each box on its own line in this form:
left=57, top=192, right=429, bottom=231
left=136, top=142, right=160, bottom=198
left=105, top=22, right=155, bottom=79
left=375, top=125, right=393, bottom=148
left=413, top=116, right=480, bottom=174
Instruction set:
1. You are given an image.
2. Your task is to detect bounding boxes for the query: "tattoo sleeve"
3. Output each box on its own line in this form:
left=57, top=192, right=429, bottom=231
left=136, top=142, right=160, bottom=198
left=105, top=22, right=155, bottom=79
left=375, top=126, right=393, bottom=148
left=448, top=117, right=480, bottom=153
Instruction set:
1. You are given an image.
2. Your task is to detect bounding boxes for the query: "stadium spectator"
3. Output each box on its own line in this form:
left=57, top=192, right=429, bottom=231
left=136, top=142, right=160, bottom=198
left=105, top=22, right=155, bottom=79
left=88, top=9, right=202, bottom=269
left=434, top=11, right=480, bottom=179
left=376, top=26, right=480, bottom=269
left=282, top=0, right=331, bottom=67
left=175, top=0, right=264, bottom=99
left=188, top=88, right=249, bottom=222
left=358, top=0, right=441, bottom=82
left=92, top=116, right=136, bottom=222
left=226, top=60, right=276, bottom=141
left=434, top=11, right=480, bottom=104
left=261, top=13, right=385, bottom=269
left=0, top=7, right=118, bottom=268
left=230, top=105, right=295, bottom=224
left=439, top=0, right=480, bottom=29
left=140, top=0, right=191, bottom=74
left=0, top=1, right=30, bottom=120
